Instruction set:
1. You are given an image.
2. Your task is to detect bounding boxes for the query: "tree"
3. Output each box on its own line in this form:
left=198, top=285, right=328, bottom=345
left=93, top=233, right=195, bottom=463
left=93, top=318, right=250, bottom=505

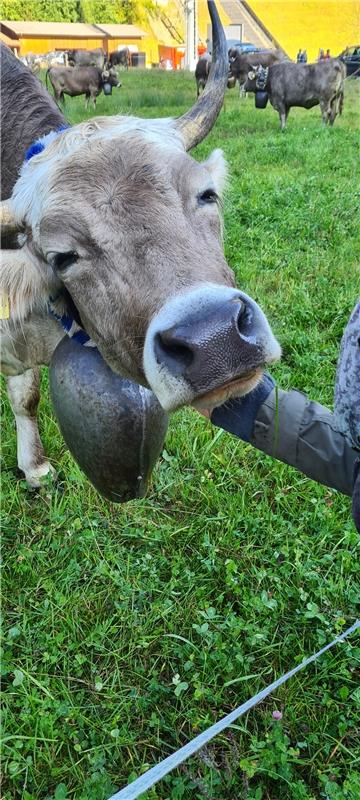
left=1, top=0, right=79, bottom=21
left=0, top=0, right=155, bottom=24
left=77, top=1, right=155, bottom=24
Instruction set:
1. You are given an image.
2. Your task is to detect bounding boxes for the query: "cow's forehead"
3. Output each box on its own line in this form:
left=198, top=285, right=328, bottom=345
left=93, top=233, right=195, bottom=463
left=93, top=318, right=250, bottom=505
left=12, top=116, right=186, bottom=228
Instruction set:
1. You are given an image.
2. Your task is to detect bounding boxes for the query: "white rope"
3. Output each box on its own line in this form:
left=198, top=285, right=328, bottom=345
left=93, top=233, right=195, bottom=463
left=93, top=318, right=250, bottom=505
left=108, top=620, right=360, bottom=800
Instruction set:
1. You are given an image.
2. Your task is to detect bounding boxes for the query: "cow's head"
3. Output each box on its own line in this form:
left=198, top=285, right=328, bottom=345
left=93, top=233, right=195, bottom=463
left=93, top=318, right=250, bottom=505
left=102, top=67, right=121, bottom=88
left=228, top=47, right=238, bottom=64
left=244, top=64, right=269, bottom=93
left=1, top=1, right=280, bottom=412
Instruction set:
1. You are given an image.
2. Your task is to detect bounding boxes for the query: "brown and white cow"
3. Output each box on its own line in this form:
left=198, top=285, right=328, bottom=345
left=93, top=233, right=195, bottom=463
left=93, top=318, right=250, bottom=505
left=244, top=59, right=346, bottom=130
left=0, top=1, right=280, bottom=487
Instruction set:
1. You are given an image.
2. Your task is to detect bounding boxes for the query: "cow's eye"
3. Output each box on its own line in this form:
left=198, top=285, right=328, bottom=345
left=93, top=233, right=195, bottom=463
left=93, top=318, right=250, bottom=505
left=198, top=189, right=219, bottom=206
left=48, top=251, right=78, bottom=271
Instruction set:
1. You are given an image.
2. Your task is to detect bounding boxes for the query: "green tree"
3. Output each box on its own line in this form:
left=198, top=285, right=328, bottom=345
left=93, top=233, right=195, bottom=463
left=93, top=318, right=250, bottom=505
left=77, top=0, right=154, bottom=24
left=1, top=0, right=79, bottom=21
left=1, top=0, right=40, bottom=19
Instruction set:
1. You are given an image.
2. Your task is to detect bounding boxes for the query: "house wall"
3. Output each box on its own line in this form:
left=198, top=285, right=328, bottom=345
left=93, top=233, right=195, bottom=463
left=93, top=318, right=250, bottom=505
left=15, top=34, right=152, bottom=64
left=18, top=36, right=104, bottom=55
left=105, top=36, right=146, bottom=56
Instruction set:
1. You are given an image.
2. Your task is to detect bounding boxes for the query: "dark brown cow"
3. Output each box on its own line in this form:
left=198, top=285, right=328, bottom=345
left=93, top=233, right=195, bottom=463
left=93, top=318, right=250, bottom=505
left=244, top=59, right=346, bottom=129
left=195, top=53, right=212, bottom=96
left=108, top=48, right=130, bottom=70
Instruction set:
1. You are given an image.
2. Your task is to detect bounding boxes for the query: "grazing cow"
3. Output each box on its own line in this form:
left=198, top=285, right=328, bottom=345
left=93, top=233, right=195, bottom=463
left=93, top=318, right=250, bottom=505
left=46, top=65, right=121, bottom=109
left=244, top=59, right=346, bottom=130
left=195, top=53, right=212, bottom=96
left=108, top=48, right=130, bottom=70
left=228, top=48, right=285, bottom=93
left=0, top=1, right=280, bottom=487
left=67, top=48, right=105, bottom=70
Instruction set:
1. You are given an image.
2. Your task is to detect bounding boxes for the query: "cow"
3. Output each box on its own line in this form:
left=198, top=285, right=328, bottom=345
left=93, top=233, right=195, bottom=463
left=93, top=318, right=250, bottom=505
left=46, top=65, right=121, bottom=109
left=195, top=53, right=212, bottom=96
left=243, top=59, right=346, bottom=130
left=67, top=48, right=105, bottom=70
left=0, top=1, right=280, bottom=489
left=228, top=48, right=285, bottom=95
left=108, top=48, right=130, bottom=70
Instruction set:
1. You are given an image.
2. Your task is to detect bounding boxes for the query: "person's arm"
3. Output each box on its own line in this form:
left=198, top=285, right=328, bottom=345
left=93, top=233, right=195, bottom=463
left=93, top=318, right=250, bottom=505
left=210, top=376, right=358, bottom=496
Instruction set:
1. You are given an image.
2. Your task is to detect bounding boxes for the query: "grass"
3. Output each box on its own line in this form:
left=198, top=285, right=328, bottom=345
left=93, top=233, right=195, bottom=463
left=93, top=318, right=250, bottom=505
left=2, top=68, right=360, bottom=800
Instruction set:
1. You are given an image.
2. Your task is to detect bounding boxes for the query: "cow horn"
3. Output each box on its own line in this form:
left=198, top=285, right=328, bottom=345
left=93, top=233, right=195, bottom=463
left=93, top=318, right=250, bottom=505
left=0, top=199, right=18, bottom=230
left=176, top=0, right=228, bottom=151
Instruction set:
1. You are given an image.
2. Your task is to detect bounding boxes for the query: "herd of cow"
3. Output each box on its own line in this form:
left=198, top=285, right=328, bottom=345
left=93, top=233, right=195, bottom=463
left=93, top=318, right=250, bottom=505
left=43, top=40, right=346, bottom=128
left=44, top=46, right=128, bottom=109
left=21, top=46, right=128, bottom=110
left=196, top=46, right=346, bottom=130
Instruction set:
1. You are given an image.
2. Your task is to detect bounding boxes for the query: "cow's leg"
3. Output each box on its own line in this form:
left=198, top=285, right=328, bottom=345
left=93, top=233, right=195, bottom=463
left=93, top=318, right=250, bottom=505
left=330, top=92, right=342, bottom=124
left=339, top=91, right=344, bottom=116
left=329, top=98, right=337, bottom=125
left=6, top=369, right=55, bottom=487
left=279, top=106, right=288, bottom=131
left=320, top=99, right=331, bottom=125
left=85, top=93, right=89, bottom=110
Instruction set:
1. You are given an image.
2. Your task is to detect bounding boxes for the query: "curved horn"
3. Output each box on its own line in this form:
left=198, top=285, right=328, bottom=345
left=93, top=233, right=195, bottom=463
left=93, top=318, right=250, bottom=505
left=0, top=199, right=18, bottom=230
left=176, top=0, right=228, bottom=150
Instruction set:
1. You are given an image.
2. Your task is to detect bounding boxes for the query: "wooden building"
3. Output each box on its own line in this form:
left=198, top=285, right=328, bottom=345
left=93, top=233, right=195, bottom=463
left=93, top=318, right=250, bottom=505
left=95, top=23, right=149, bottom=60
left=0, top=20, right=148, bottom=60
left=0, top=21, right=105, bottom=56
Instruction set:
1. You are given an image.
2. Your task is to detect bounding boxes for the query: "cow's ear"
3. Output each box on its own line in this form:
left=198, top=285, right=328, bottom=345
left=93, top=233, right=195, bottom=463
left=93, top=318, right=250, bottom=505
left=203, top=149, right=228, bottom=195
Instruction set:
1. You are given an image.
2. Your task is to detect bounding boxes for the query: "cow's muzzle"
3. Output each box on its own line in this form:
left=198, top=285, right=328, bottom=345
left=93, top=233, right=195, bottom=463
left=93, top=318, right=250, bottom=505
left=143, top=285, right=281, bottom=411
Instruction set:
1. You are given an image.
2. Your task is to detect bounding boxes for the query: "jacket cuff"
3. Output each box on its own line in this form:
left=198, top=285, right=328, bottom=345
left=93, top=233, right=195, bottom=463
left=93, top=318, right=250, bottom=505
left=252, top=388, right=307, bottom=463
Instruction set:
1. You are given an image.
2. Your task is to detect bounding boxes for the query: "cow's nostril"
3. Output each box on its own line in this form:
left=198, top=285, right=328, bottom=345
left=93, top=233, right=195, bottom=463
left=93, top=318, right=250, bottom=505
left=235, top=299, right=253, bottom=335
left=235, top=301, right=247, bottom=329
left=155, top=332, right=194, bottom=376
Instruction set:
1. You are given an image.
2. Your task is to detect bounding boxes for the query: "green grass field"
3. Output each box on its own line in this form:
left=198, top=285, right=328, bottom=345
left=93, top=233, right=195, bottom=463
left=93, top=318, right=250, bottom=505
left=2, top=68, right=360, bottom=800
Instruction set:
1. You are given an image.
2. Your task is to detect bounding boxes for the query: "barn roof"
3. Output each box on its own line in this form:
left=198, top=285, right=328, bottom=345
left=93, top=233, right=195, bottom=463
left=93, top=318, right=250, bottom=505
left=94, top=24, right=148, bottom=38
left=0, top=21, right=106, bottom=38
left=0, top=30, right=19, bottom=48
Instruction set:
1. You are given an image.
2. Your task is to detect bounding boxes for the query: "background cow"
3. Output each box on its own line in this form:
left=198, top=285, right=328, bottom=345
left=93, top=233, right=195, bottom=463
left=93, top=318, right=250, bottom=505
left=195, top=52, right=212, bottom=96
left=46, top=65, right=121, bottom=109
left=1, top=1, right=280, bottom=487
left=244, top=59, right=346, bottom=129
left=67, top=48, right=105, bottom=70
left=228, top=48, right=285, bottom=94
left=108, top=47, right=130, bottom=70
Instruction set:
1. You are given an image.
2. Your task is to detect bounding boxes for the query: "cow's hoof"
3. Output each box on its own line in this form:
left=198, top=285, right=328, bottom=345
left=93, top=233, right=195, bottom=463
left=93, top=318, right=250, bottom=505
left=24, top=461, right=57, bottom=489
